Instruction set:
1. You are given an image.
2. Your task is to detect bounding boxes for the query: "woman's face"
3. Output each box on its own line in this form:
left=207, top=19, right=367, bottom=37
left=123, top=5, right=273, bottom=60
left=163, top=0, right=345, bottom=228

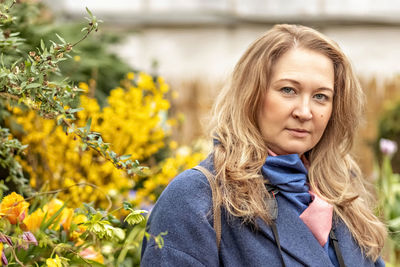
left=258, top=47, right=334, bottom=156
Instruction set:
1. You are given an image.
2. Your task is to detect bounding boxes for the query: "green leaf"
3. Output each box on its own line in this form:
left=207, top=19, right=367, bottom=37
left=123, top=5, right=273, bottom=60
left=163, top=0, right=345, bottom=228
left=55, top=33, right=66, bottom=44
left=84, top=117, right=92, bottom=132
left=25, top=83, right=41, bottom=89
left=40, top=202, right=67, bottom=230
left=40, top=39, right=45, bottom=51
left=67, top=107, right=84, bottom=113
left=119, top=154, right=132, bottom=161
left=123, top=201, right=133, bottom=210
left=85, top=7, right=93, bottom=17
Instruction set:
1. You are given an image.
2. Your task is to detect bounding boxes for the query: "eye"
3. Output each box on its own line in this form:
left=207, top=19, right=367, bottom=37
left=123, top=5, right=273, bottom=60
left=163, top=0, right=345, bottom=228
left=280, top=87, right=295, bottom=95
left=314, top=93, right=329, bottom=101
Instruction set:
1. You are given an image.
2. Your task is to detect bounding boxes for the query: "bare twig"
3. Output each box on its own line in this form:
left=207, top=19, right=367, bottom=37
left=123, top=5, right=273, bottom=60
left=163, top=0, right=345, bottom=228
left=24, top=182, right=113, bottom=211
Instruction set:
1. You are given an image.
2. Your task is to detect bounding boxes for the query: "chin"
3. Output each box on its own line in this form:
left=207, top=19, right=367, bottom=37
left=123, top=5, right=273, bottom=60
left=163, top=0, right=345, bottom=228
left=280, top=145, right=310, bottom=155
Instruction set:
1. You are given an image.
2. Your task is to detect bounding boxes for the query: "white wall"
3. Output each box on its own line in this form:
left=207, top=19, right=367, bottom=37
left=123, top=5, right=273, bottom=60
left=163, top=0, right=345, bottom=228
left=111, top=25, right=400, bottom=84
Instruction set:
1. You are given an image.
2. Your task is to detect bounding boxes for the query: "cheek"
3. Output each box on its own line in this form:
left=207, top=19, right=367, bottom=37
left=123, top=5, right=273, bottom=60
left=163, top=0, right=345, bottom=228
left=317, top=109, right=332, bottom=132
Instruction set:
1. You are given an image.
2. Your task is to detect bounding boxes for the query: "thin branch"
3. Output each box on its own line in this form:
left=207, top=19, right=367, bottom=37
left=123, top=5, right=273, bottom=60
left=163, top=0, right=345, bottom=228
left=71, top=25, right=95, bottom=48
left=0, top=92, right=19, bottom=101
left=24, top=182, right=113, bottom=211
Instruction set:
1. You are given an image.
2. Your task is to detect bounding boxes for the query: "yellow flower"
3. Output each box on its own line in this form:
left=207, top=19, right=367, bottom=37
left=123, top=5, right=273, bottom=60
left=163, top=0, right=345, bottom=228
left=78, top=82, right=89, bottom=93
left=70, top=214, right=87, bottom=240
left=126, top=72, right=135, bottom=80
left=169, top=141, right=178, bottom=150
left=41, top=199, right=74, bottom=230
left=23, top=208, right=45, bottom=232
left=0, top=192, right=30, bottom=224
left=10, top=71, right=200, bottom=209
left=43, top=198, right=64, bottom=218
left=46, top=255, right=62, bottom=267
left=73, top=55, right=81, bottom=62
left=59, top=207, right=74, bottom=231
left=79, top=246, right=104, bottom=264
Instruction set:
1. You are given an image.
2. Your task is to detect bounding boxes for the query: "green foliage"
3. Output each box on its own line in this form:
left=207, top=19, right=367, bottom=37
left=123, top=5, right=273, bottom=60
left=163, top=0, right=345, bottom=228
left=0, top=2, right=168, bottom=264
left=3, top=0, right=132, bottom=106
left=0, top=126, right=31, bottom=195
left=377, top=100, right=400, bottom=172
left=376, top=152, right=400, bottom=265
left=0, top=1, right=145, bottom=189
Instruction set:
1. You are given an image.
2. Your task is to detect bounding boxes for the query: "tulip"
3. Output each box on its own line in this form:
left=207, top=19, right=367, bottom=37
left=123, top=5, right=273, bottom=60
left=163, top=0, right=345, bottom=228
left=379, top=138, right=398, bottom=157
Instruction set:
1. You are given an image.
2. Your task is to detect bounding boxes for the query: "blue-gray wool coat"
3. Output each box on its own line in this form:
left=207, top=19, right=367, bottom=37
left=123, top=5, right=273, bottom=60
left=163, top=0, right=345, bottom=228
left=141, top=157, right=385, bottom=267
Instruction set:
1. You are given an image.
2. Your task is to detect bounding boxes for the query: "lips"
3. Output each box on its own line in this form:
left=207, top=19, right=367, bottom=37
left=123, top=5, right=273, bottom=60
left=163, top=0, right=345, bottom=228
left=286, top=128, right=310, bottom=138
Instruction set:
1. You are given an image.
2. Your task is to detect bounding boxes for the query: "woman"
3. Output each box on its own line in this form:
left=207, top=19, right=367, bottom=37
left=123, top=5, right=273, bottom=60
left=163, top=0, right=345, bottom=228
left=141, top=24, right=387, bottom=266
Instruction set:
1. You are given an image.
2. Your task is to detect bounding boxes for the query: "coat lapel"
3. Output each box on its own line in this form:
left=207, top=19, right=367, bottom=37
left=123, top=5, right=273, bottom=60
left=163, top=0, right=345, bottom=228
left=257, top=196, right=334, bottom=266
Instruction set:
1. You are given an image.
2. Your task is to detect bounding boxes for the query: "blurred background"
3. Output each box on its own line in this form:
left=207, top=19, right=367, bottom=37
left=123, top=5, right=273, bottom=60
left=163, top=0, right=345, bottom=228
left=1, top=0, right=400, bottom=265
left=42, top=0, right=400, bottom=174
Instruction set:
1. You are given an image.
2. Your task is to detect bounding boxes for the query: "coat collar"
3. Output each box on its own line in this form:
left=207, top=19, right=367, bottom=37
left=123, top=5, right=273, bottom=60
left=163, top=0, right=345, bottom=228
left=256, top=195, right=334, bottom=266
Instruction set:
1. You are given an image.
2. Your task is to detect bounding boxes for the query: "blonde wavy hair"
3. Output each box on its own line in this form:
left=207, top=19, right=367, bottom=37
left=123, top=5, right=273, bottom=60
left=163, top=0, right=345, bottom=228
left=209, top=24, right=386, bottom=261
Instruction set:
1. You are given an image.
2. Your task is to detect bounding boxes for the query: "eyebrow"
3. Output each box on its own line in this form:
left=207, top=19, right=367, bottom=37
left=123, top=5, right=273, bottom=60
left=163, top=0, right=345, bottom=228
left=274, top=78, right=334, bottom=93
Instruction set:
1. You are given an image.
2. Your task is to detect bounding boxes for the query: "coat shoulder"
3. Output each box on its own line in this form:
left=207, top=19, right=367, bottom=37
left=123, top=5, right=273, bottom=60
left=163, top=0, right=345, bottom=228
left=141, top=162, right=219, bottom=266
left=157, top=166, right=213, bottom=214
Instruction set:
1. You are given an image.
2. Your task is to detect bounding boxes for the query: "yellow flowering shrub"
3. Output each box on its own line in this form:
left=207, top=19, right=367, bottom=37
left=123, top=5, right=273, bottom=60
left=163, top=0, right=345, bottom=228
left=12, top=71, right=205, bottom=208
left=135, top=145, right=205, bottom=205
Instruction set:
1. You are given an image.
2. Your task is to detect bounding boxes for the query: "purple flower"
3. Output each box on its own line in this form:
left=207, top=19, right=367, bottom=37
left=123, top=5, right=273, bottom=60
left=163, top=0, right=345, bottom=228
left=0, top=235, right=12, bottom=246
left=380, top=138, right=398, bottom=156
left=1, top=251, right=7, bottom=265
left=22, top=231, right=38, bottom=246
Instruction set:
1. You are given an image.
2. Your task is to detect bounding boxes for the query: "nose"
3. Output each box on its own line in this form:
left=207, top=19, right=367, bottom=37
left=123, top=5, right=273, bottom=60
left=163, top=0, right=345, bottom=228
left=292, top=98, right=312, bottom=121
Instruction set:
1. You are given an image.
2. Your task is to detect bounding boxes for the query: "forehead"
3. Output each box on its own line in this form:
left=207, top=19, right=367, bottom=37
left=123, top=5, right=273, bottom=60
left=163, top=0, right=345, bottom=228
left=270, top=48, right=334, bottom=88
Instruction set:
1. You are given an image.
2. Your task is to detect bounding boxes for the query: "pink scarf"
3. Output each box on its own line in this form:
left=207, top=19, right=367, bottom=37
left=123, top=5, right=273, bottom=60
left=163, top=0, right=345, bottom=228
left=300, top=154, right=333, bottom=246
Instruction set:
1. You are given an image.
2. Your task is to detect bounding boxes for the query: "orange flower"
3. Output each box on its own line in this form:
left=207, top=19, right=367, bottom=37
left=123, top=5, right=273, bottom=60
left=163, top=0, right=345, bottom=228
left=79, top=246, right=104, bottom=264
left=23, top=208, right=45, bottom=232
left=0, top=192, right=29, bottom=224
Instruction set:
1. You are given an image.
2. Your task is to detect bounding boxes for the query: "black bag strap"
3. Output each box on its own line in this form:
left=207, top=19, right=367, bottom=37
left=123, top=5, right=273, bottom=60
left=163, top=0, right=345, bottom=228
left=330, top=229, right=346, bottom=267
left=271, top=220, right=286, bottom=267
